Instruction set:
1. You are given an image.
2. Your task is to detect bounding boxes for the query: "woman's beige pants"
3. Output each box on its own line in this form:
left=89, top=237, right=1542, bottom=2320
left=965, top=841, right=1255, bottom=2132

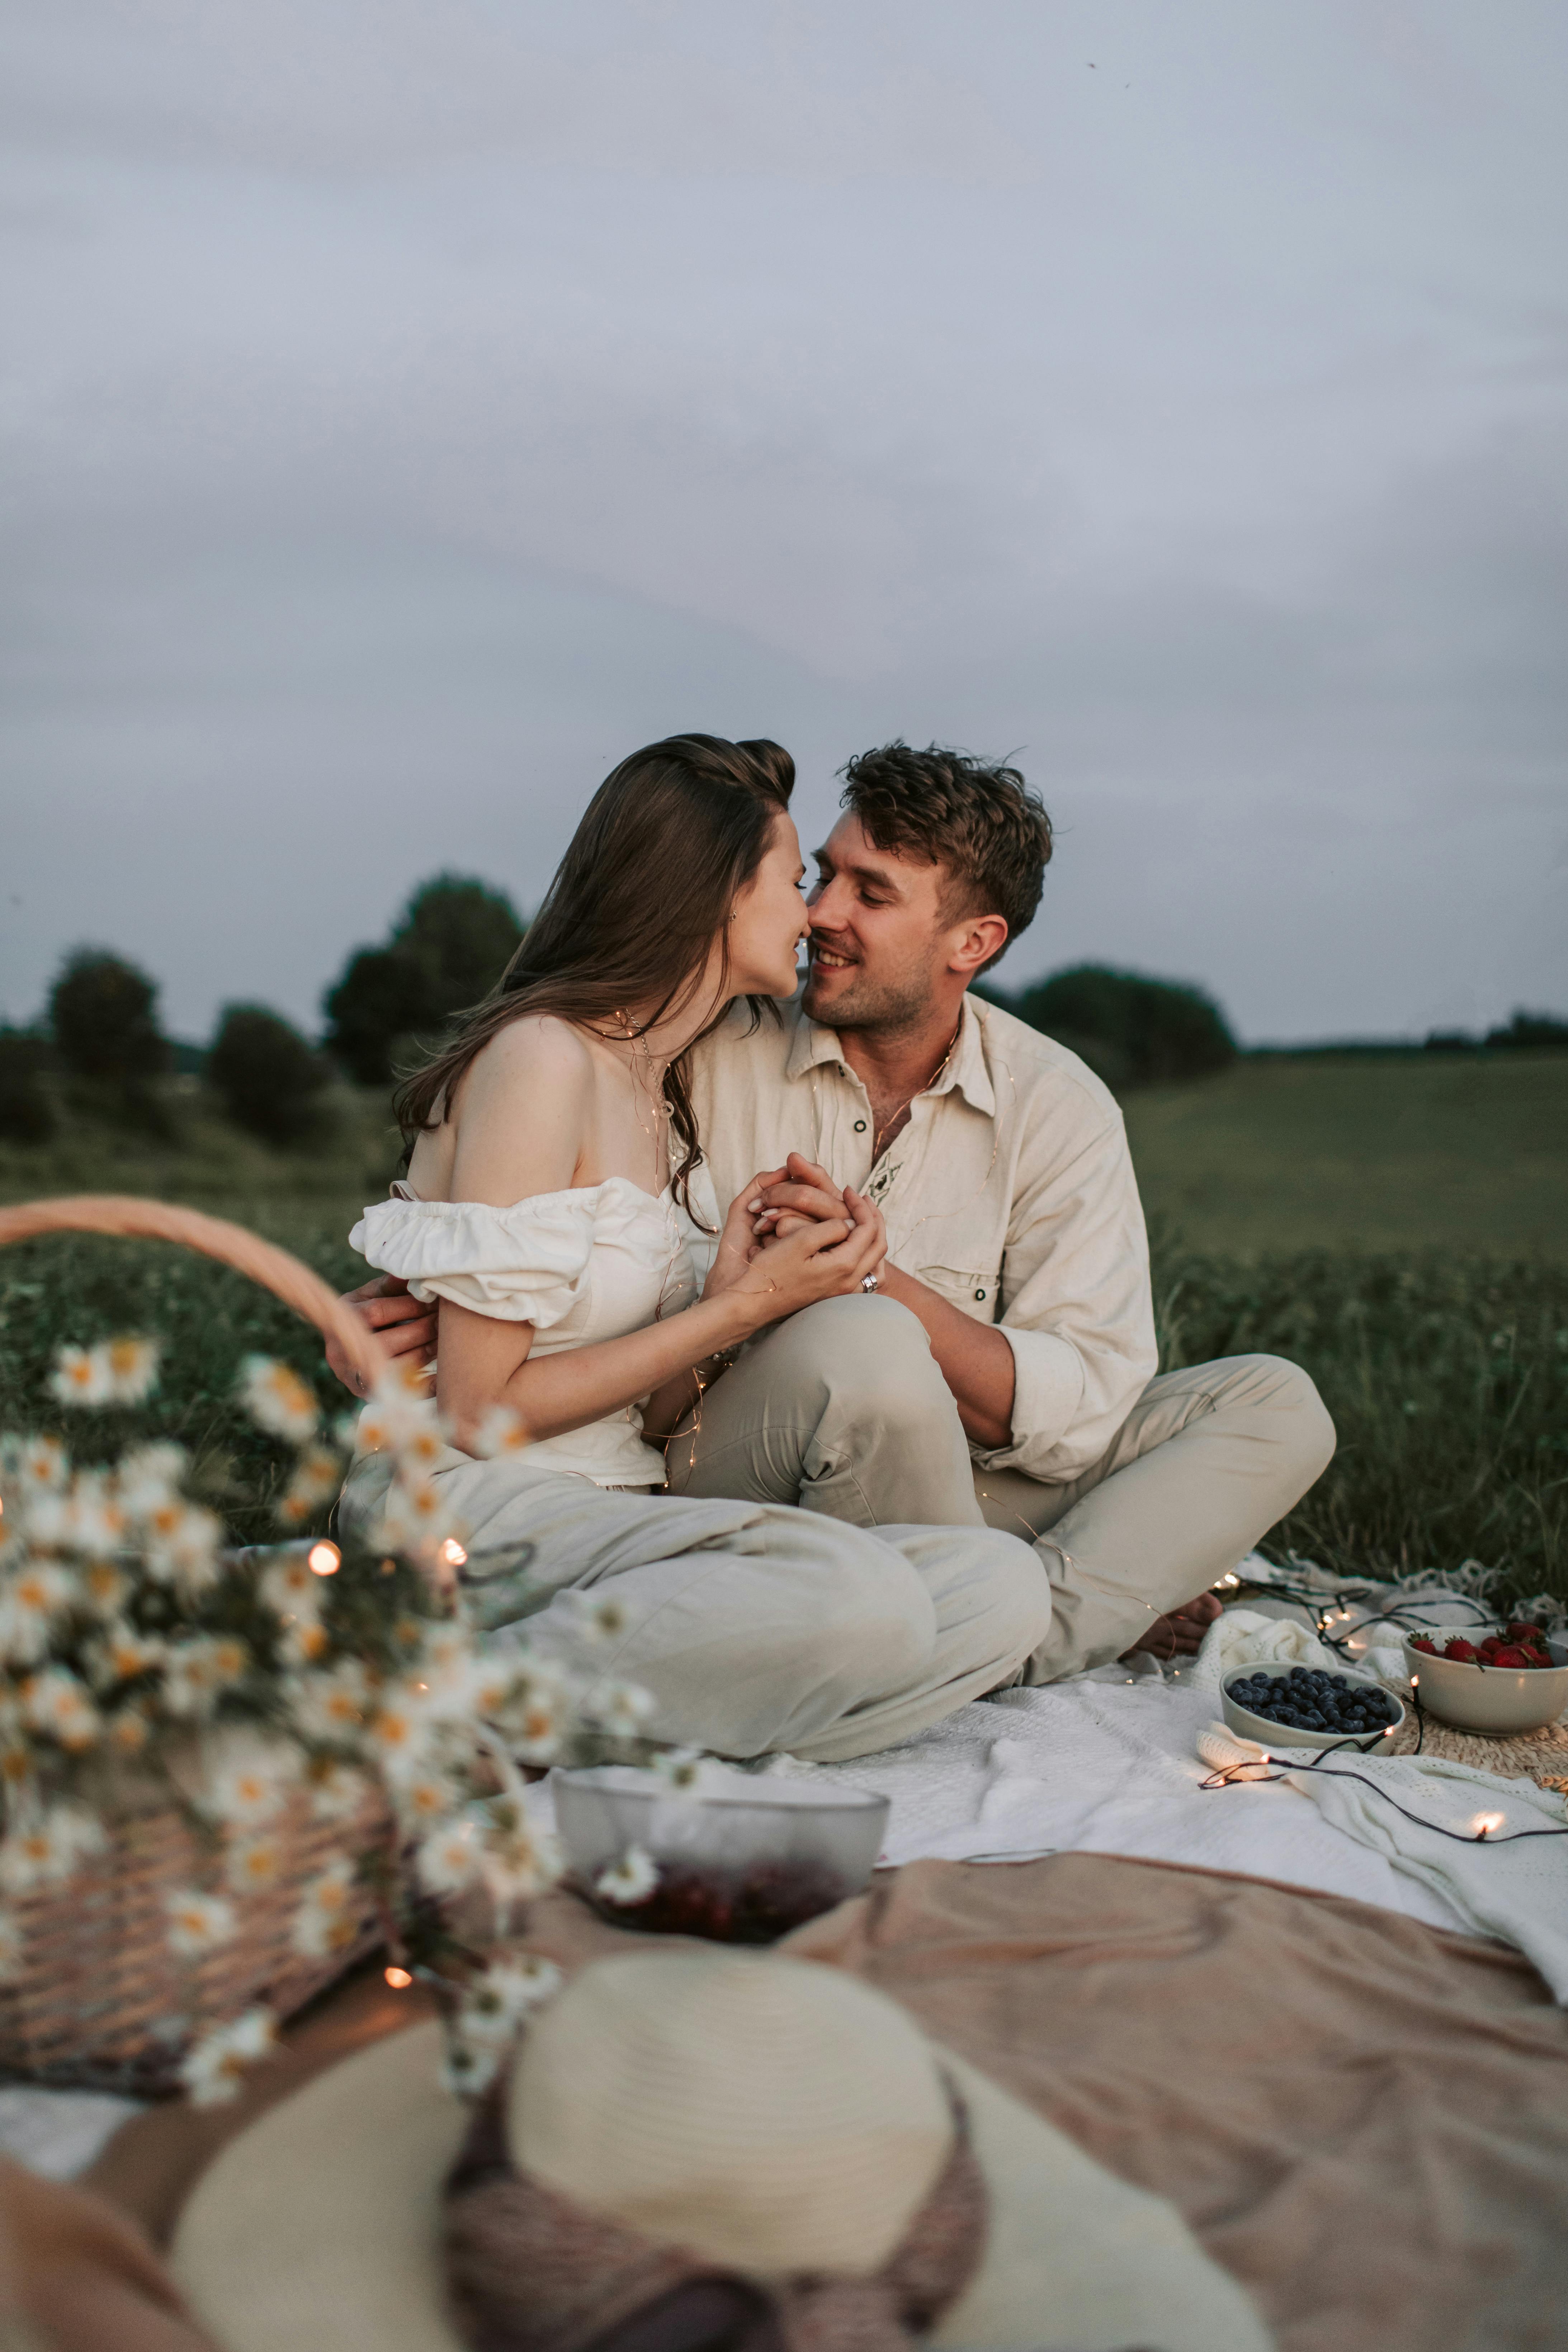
left=344, top=1296, right=1332, bottom=1765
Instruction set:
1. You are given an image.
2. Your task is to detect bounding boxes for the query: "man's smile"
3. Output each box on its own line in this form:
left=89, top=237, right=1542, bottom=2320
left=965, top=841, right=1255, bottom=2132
left=809, top=942, right=857, bottom=970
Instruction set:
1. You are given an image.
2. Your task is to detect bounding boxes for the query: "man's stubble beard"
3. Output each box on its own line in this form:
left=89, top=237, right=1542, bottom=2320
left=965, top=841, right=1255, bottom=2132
left=802, top=957, right=940, bottom=1039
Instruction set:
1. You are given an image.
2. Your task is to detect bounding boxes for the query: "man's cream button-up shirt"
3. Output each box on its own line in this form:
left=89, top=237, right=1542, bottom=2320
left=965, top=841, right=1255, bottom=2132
left=688, top=990, right=1158, bottom=1487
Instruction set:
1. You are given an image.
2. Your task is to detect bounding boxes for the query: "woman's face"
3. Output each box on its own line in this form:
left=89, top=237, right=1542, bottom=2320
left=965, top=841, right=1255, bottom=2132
left=723, top=813, right=810, bottom=999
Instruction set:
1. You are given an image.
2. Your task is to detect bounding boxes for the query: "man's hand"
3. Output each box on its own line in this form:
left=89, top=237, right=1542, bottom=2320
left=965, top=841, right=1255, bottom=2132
left=325, top=1274, right=437, bottom=1398
left=747, top=1152, right=849, bottom=1244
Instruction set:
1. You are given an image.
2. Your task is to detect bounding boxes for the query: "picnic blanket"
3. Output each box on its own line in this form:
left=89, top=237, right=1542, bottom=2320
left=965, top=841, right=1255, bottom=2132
left=74, top=1856, right=1567, bottom=2352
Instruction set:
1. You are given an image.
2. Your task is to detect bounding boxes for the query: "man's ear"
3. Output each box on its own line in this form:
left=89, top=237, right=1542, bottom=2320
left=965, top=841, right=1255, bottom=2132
left=945, top=913, right=1009, bottom=977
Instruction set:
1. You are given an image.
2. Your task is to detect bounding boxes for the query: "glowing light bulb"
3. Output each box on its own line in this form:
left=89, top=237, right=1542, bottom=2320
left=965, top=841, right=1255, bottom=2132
left=307, top=1541, right=341, bottom=1577
left=1472, top=1812, right=1504, bottom=1839
left=384, top=1965, right=413, bottom=1990
left=438, top=1538, right=467, bottom=1569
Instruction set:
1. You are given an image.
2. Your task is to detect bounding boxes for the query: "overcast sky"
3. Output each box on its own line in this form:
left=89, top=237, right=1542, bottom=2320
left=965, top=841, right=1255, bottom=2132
left=4, top=0, right=1565, bottom=1045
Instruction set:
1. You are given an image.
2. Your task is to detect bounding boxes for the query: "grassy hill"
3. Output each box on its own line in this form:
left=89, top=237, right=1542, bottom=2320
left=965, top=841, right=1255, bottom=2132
left=1125, top=1051, right=1568, bottom=1260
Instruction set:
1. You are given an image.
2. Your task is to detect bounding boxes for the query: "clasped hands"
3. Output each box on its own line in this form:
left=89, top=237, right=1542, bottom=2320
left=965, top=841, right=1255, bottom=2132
left=699, top=1153, right=887, bottom=1320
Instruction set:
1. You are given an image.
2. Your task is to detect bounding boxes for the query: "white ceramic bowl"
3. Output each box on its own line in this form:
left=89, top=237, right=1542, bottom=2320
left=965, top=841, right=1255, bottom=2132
left=552, top=1765, right=889, bottom=1943
left=1401, top=1628, right=1568, bottom=1735
left=1221, top=1664, right=1406, bottom=1752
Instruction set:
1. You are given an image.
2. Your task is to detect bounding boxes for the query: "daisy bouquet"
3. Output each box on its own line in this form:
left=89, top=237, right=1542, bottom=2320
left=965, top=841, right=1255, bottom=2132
left=0, top=1200, right=656, bottom=2102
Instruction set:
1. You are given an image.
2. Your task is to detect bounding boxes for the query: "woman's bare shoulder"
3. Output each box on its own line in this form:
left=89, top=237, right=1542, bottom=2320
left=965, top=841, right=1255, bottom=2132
left=466, top=1014, right=596, bottom=1098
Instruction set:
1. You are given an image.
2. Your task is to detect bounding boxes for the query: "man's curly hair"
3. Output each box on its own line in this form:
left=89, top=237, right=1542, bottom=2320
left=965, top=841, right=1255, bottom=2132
left=837, top=741, right=1052, bottom=974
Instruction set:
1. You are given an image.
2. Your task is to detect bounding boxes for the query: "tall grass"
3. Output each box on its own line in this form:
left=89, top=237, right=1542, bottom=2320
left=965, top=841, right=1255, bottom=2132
left=1, top=1223, right=1563, bottom=1609
left=1154, top=1240, right=1568, bottom=1606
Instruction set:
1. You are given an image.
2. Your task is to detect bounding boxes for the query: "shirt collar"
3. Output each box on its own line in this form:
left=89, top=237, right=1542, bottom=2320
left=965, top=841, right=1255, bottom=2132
left=784, top=994, right=996, bottom=1119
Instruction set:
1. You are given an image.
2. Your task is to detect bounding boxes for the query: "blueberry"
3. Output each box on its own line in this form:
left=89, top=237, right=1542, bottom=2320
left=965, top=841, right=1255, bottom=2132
left=1289, top=1666, right=1310, bottom=1680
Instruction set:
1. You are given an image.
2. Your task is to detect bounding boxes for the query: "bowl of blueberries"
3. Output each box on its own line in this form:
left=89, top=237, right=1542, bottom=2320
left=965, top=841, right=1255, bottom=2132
left=1222, top=1662, right=1406, bottom=1751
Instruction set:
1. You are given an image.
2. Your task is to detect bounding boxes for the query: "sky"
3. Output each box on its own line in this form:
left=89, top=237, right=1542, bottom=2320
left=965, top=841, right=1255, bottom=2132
left=3, top=0, right=1566, bottom=1046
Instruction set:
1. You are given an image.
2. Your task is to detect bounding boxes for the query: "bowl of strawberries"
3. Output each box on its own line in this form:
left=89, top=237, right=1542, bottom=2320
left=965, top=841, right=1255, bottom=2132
left=1402, top=1622, right=1568, bottom=1734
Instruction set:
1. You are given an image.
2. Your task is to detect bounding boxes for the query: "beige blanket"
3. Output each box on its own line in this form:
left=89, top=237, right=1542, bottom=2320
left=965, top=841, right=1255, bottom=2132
left=5, top=1853, right=1565, bottom=2351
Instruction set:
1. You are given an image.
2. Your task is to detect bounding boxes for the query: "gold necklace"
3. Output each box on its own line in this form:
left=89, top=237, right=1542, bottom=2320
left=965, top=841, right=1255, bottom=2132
left=869, top=1014, right=965, bottom=1163
left=613, top=1011, right=671, bottom=1192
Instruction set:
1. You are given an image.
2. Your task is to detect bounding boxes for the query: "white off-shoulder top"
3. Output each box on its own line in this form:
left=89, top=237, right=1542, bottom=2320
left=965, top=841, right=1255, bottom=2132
left=350, top=1176, right=709, bottom=1488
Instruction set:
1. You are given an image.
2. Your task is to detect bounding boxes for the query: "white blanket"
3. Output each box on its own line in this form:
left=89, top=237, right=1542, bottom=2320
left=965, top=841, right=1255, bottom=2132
left=764, top=1671, right=1471, bottom=1936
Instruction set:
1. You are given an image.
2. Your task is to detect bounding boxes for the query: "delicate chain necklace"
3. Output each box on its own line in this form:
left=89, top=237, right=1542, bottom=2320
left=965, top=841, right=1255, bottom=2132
left=869, top=1014, right=965, bottom=1165
left=613, top=1011, right=671, bottom=1194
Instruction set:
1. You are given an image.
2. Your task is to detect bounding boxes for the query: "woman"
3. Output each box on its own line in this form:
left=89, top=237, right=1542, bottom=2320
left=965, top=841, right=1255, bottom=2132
left=349, top=732, right=888, bottom=1493
left=337, top=734, right=1047, bottom=1764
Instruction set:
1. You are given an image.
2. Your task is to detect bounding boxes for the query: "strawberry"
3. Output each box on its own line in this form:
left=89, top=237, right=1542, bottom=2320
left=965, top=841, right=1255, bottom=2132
left=1411, top=1636, right=1437, bottom=1655
left=1491, top=1645, right=1532, bottom=1669
left=1443, top=1638, right=1479, bottom=1662
left=1508, top=1622, right=1545, bottom=1642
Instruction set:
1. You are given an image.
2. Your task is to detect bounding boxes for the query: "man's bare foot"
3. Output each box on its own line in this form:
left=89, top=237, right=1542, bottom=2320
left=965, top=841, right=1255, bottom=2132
left=1119, top=1590, right=1226, bottom=1661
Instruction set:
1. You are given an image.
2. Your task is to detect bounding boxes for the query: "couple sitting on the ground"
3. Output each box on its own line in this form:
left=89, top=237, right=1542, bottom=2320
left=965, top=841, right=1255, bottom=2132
left=333, top=733, right=1333, bottom=1762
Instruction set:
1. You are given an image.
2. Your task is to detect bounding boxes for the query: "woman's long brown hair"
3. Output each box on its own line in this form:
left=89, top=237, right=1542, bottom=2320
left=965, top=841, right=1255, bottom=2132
left=392, top=734, right=795, bottom=1211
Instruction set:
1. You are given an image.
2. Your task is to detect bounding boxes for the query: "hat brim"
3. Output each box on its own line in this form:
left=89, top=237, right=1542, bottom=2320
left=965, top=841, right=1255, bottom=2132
left=173, top=2021, right=1268, bottom=2352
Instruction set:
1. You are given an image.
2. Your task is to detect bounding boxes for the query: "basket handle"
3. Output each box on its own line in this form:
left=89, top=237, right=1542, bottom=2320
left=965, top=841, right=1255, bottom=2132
left=0, top=1195, right=387, bottom=1397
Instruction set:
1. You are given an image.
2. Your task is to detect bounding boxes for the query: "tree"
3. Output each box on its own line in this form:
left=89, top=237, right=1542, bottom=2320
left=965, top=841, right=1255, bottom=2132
left=0, top=1031, right=57, bottom=1144
left=1484, top=1010, right=1568, bottom=1053
left=1004, top=964, right=1238, bottom=1090
left=207, top=1005, right=331, bottom=1143
left=48, top=950, right=171, bottom=1091
left=322, top=874, right=525, bottom=1086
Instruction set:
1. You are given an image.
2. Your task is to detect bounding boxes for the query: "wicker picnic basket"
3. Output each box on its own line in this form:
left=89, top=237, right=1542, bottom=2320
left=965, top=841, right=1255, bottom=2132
left=0, top=1195, right=396, bottom=2093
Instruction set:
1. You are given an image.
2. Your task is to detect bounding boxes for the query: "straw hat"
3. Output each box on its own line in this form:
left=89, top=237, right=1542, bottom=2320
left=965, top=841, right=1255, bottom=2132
left=171, top=1949, right=1269, bottom=2352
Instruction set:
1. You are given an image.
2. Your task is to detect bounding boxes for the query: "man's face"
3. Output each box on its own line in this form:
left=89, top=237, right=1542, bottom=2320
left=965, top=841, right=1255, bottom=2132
left=802, top=814, right=954, bottom=1034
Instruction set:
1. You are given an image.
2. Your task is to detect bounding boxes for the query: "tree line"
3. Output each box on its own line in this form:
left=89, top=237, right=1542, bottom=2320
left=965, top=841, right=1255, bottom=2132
left=4, top=870, right=1562, bottom=1151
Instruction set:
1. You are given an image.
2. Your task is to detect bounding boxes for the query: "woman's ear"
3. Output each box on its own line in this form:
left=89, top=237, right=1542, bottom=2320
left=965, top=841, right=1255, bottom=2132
left=947, top=913, right=1009, bottom=976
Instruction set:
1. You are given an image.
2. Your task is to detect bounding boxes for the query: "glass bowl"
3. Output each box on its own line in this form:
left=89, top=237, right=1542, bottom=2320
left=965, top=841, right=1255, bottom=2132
left=551, top=1764, right=889, bottom=1943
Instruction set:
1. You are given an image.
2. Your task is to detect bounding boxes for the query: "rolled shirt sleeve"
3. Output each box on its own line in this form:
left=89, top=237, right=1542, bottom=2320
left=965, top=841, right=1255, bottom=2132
left=975, top=1109, right=1158, bottom=1487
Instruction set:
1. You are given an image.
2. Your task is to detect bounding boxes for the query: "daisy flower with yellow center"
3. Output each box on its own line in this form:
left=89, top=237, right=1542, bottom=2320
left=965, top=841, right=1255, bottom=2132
left=164, top=1888, right=237, bottom=1956
left=238, top=1357, right=320, bottom=1446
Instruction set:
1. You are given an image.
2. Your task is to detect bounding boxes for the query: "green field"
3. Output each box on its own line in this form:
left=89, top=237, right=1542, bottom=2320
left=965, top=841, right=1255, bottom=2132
left=1125, top=1051, right=1568, bottom=1259
left=1, top=1058, right=1564, bottom=1606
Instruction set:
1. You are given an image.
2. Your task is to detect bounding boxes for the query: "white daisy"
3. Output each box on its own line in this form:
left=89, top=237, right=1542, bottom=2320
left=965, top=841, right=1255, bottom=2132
left=143, top=1503, right=223, bottom=1596
left=595, top=1845, right=658, bottom=1907
left=365, top=1685, right=438, bottom=1783
left=164, top=1887, right=237, bottom=1956
left=204, top=1746, right=293, bottom=1829
left=87, top=1623, right=166, bottom=1687
left=101, top=1336, right=161, bottom=1406
left=481, top=1827, right=561, bottom=1909
left=238, top=1357, right=320, bottom=1445
left=651, top=1747, right=714, bottom=1795
left=468, top=1404, right=525, bottom=1459
left=225, top=1834, right=287, bottom=1894
left=305, top=1758, right=370, bottom=1822
left=115, top=1441, right=186, bottom=1520
left=48, top=1344, right=115, bottom=1408
left=0, top=1806, right=103, bottom=1896
left=275, top=1445, right=344, bottom=1528
left=458, top=1952, right=564, bottom=2045
left=0, top=1560, right=78, bottom=1664
left=22, top=1666, right=100, bottom=1751
left=289, top=1859, right=362, bottom=1958
left=287, top=1660, right=369, bottom=1744
left=581, top=1678, right=657, bottom=1739
left=163, top=1636, right=247, bottom=1719
left=55, top=1473, right=127, bottom=1559
left=258, top=1552, right=326, bottom=1622
left=416, top=1819, right=482, bottom=1896
left=391, top=1767, right=458, bottom=1828
left=440, top=2036, right=503, bottom=2098
left=278, top=1615, right=330, bottom=1667
left=179, top=2008, right=276, bottom=2105
left=12, top=1436, right=68, bottom=1492
left=354, top=1365, right=435, bottom=1456
left=566, top=1589, right=632, bottom=1645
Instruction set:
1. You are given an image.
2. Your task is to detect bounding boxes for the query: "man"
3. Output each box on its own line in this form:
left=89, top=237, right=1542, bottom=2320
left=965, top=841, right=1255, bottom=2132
left=335, top=740, right=1334, bottom=1685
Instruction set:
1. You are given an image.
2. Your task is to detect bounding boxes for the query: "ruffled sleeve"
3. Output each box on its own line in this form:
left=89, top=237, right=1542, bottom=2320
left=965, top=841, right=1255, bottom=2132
left=349, top=1194, right=600, bottom=1327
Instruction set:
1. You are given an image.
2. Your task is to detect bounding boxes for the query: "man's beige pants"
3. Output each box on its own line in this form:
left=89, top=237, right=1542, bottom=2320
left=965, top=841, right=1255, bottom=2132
left=666, top=1294, right=1336, bottom=1682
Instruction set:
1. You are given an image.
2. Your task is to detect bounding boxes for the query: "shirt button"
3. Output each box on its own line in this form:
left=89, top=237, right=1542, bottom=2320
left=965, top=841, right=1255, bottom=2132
left=974, top=1288, right=986, bottom=1301
left=853, top=1119, right=866, bottom=1133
